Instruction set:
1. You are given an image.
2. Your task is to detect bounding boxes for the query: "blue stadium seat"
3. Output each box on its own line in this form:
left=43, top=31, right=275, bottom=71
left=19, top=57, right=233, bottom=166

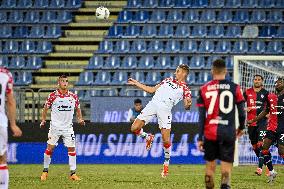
left=148, top=40, right=163, bottom=53
left=0, top=12, right=7, bottom=23
left=175, top=0, right=191, bottom=7
left=98, top=41, right=113, bottom=53
left=126, top=25, right=140, bottom=37
left=0, top=56, right=9, bottom=67
left=118, top=11, right=132, bottom=22
left=138, top=56, right=155, bottom=69
left=41, top=11, right=56, bottom=23
left=232, top=41, right=248, bottom=53
left=156, top=56, right=171, bottom=69
left=1, top=0, right=16, bottom=8
left=26, top=57, right=42, bottom=70
left=16, top=71, right=32, bottom=85
left=131, top=40, right=146, bottom=53
left=111, top=71, right=128, bottom=85
left=233, top=10, right=249, bottom=23
left=17, top=0, right=32, bottom=8
left=145, top=72, right=162, bottom=85
left=57, top=11, right=72, bottom=23
left=136, top=90, right=151, bottom=97
left=259, top=26, right=277, bottom=37
left=159, top=25, right=174, bottom=37
left=13, top=26, right=28, bottom=38
left=208, top=25, right=224, bottom=37
left=102, top=89, right=119, bottom=96
left=181, top=40, right=198, bottom=52
left=160, top=0, right=174, bottom=7
left=120, top=88, right=136, bottom=96
left=150, top=10, right=166, bottom=22
left=276, top=26, right=284, bottom=37
left=276, top=0, right=284, bottom=7
left=37, top=41, right=52, bottom=53
left=225, top=56, right=233, bottom=69
left=242, top=0, right=257, bottom=7
left=3, top=41, right=18, bottom=53
left=121, top=56, right=137, bottom=69
left=114, top=40, right=130, bottom=52
left=217, top=10, right=232, bottom=22
left=167, top=10, right=182, bottom=22
left=141, top=24, right=157, bottom=37
left=76, top=71, right=94, bottom=85
left=127, top=0, right=142, bottom=7
left=0, top=26, right=12, bottom=38
left=50, top=0, right=65, bottom=8
left=183, top=10, right=199, bottom=22
left=186, top=72, right=195, bottom=85
left=259, top=0, right=275, bottom=8
left=163, top=72, right=174, bottom=79
left=197, top=72, right=212, bottom=84
left=24, top=11, right=40, bottom=23
left=130, top=71, right=145, bottom=83
left=8, top=11, right=23, bottom=23
left=134, top=11, right=149, bottom=22
left=9, top=56, right=25, bottom=69
left=20, top=40, right=35, bottom=53
left=267, top=41, right=282, bottom=54
left=268, top=11, right=282, bottom=23
left=143, top=0, right=158, bottom=7
left=191, top=25, right=207, bottom=37
left=209, top=0, right=224, bottom=7
left=87, top=56, right=104, bottom=69
left=172, top=56, right=188, bottom=68
left=175, top=25, right=190, bottom=37
left=108, top=26, right=123, bottom=37
left=200, top=10, right=216, bottom=22
left=249, top=41, right=266, bottom=54
left=190, top=56, right=205, bottom=68
left=66, top=0, right=81, bottom=8
left=34, top=0, right=49, bottom=7
left=199, top=40, right=214, bottom=53
left=206, top=56, right=221, bottom=67
left=104, top=56, right=120, bottom=69
left=29, top=25, right=44, bottom=38
left=225, top=0, right=240, bottom=7
left=215, top=41, right=231, bottom=53
left=192, top=0, right=208, bottom=7
left=251, top=10, right=266, bottom=23
left=45, top=25, right=61, bottom=38
left=225, top=25, right=241, bottom=37
left=94, top=72, right=111, bottom=85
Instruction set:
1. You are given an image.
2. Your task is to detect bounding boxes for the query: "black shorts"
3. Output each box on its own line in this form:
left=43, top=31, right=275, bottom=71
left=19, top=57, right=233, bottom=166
left=265, top=130, right=284, bottom=146
left=248, top=125, right=267, bottom=145
left=204, top=139, right=235, bottom=163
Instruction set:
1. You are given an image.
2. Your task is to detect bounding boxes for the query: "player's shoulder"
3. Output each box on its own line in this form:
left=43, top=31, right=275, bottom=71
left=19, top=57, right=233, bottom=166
left=0, top=67, right=13, bottom=78
left=48, top=90, right=58, bottom=98
left=68, top=91, right=78, bottom=99
left=268, top=92, right=277, bottom=98
left=261, top=88, right=269, bottom=94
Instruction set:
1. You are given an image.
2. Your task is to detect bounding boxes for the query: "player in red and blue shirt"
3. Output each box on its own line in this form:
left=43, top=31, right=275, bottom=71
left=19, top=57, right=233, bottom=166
left=197, top=59, right=246, bottom=189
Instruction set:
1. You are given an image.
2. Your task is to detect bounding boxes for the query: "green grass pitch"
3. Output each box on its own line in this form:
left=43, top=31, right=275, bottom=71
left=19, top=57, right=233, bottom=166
left=9, top=164, right=284, bottom=189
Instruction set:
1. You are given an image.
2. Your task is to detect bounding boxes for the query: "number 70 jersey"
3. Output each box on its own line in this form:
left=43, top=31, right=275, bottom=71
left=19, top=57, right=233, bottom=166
left=196, top=79, right=245, bottom=141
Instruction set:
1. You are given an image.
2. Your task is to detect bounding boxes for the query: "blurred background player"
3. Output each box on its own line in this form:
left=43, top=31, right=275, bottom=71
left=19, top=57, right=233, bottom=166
left=0, top=67, right=22, bottom=189
left=128, top=64, right=192, bottom=178
left=248, top=77, right=284, bottom=183
left=197, top=59, right=246, bottom=189
left=127, top=98, right=143, bottom=123
left=243, top=75, right=270, bottom=175
left=40, top=75, right=85, bottom=181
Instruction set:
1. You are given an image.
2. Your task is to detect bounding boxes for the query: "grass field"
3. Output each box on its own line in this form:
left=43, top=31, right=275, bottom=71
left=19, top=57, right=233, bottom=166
left=9, top=164, right=284, bottom=189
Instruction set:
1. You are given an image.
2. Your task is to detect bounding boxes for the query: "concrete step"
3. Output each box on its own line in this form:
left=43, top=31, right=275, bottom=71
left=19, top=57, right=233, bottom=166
left=65, top=29, right=107, bottom=37
left=84, top=1, right=127, bottom=7
left=45, top=60, right=89, bottom=68
left=38, top=68, right=83, bottom=73
left=54, top=45, right=98, bottom=52
left=47, top=52, right=93, bottom=57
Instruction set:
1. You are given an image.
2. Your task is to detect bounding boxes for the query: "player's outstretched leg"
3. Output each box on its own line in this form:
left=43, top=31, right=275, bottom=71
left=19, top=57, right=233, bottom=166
left=0, top=154, right=9, bottom=189
left=131, top=119, right=154, bottom=151
left=68, top=147, right=81, bottom=181
left=161, top=128, right=171, bottom=178
left=41, top=145, right=55, bottom=181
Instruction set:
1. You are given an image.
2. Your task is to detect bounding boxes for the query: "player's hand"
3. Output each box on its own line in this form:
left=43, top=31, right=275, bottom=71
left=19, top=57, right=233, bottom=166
left=40, top=120, right=46, bottom=128
left=78, top=119, right=85, bottom=126
left=236, top=128, right=244, bottom=138
left=127, top=78, right=138, bottom=86
left=10, top=124, right=22, bottom=137
left=197, top=140, right=204, bottom=152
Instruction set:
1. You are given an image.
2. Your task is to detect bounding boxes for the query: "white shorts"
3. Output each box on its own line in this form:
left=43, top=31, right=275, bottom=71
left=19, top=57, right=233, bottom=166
left=0, top=127, right=8, bottom=156
left=47, top=128, right=75, bottom=147
left=137, top=101, right=172, bottom=129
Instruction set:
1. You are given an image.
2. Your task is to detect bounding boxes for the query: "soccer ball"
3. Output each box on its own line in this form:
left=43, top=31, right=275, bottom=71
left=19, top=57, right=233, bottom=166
left=96, top=6, right=110, bottom=19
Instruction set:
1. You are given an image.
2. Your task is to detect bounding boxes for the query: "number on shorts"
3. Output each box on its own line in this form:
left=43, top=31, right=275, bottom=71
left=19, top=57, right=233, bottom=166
left=260, top=131, right=266, bottom=137
left=71, top=134, right=75, bottom=141
left=205, top=90, right=234, bottom=115
left=280, top=134, right=284, bottom=141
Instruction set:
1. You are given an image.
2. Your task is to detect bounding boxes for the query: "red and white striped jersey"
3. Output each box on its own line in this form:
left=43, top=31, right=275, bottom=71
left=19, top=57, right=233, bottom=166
left=45, top=89, right=80, bottom=129
left=0, top=67, right=13, bottom=127
left=152, top=77, right=191, bottom=110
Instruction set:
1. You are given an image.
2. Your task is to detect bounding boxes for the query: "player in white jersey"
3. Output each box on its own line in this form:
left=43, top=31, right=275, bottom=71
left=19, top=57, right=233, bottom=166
left=0, top=67, right=22, bottom=189
left=128, top=64, right=192, bottom=178
left=40, top=75, right=85, bottom=181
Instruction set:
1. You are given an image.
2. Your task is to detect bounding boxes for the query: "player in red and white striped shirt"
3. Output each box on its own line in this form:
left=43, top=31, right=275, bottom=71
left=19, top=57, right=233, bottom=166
left=40, top=75, right=85, bottom=181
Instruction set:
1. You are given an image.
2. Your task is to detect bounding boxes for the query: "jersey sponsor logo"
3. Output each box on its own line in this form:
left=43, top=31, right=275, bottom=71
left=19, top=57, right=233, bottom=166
left=209, top=116, right=229, bottom=125
left=57, top=105, right=72, bottom=111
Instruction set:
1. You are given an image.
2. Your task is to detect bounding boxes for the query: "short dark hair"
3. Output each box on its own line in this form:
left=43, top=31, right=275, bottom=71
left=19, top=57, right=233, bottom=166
left=59, top=74, right=68, bottom=79
left=212, top=59, right=226, bottom=73
left=178, top=64, right=190, bottom=74
left=134, top=98, right=142, bottom=104
left=254, top=74, right=264, bottom=81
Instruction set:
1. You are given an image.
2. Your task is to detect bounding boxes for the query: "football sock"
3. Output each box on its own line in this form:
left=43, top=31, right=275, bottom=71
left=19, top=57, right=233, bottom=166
left=221, top=184, right=231, bottom=189
left=134, top=129, right=148, bottom=139
left=68, top=151, right=76, bottom=171
left=260, top=150, right=273, bottom=171
left=0, top=164, right=8, bottom=189
left=43, top=149, right=52, bottom=170
left=163, top=143, right=171, bottom=165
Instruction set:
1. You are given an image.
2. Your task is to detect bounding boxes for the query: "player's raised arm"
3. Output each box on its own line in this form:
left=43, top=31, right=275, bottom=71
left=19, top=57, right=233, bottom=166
left=128, top=78, right=160, bottom=94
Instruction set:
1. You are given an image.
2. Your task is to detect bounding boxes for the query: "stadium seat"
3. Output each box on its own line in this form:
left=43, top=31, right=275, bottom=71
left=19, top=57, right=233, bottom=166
left=259, top=26, right=277, bottom=37
left=138, top=56, right=155, bottom=69
left=3, top=41, right=18, bottom=53
left=165, top=40, right=180, bottom=52
left=108, top=26, right=123, bottom=37
left=45, top=25, right=61, bottom=38
left=16, top=71, right=32, bottom=85
left=120, top=88, right=136, bottom=96
left=209, top=0, right=224, bottom=7
left=0, top=56, right=9, bottom=67
left=155, top=56, right=171, bottom=69
left=233, top=10, right=249, bottom=23
left=172, top=56, right=188, bottom=68
left=225, top=25, right=241, bottom=37
left=0, top=12, right=7, bottom=23
left=17, top=0, right=32, bottom=8
left=118, top=11, right=132, bottom=22
left=249, top=41, right=266, bottom=54
left=121, top=56, right=137, bottom=69
left=259, top=0, right=275, bottom=8
left=145, top=72, right=162, bottom=85
left=197, top=72, right=212, bottom=84
left=160, top=0, right=174, bottom=7
left=150, top=10, right=166, bottom=22
left=102, top=89, right=118, bottom=96
left=20, top=40, right=35, bottom=53
left=24, top=11, right=40, bottom=23
left=131, top=40, right=146, bottom=53
left=208, top=25, right=224, bottom=37
left=175, top=0, right=191, bottom=7
left=37, top=41, right=52, bottom=53
left=111, top=71, right=128, bottom=85
left=50, top=0, right=65, bottom=8
left=141, top=24, right=157, bottom=37
left=183, top=10, right=199, bottom=22
left=225, top=0, right=240, bottom=7
left=127, top=0, right=141, bottom=7
left=148, top=40, right=163, bottom=53
left=29, top=25, right=44, bottom=38
left=34, top=0, right=49, bottom=7
left=41, top=11, right=56, bottom=23
left=276, top=0, right=284, bottom=7
left=134, top=11, right=149, bottom=22
left=215, top=41, right=231, bottom=53
left=9, top=56, right=25, bottom=69
left=0, top=26, right=12, bottom=38
left=104, top=56, right=120, bottom=69
left=114, top=40, right=130, bottom=52
left=26, top=57, right=42, bottom=69
left=8, top=11, right=23, bottom=23
left=94, top=72, right=111, bottom=85
left=181, top=40, right=198, bottom=52
left=242, top=0, right=257, bottom=7
left=143, top=0, right=158, bottom=7
left=186, top=72, right=195, bottom=85
left=126, top=25, right=140, bottom=37
left=136, top=90, right=151, bottom=97
left=66, top=0, right=81, bottom=8
left=225, top=56, right=233, bottom=69
left=163, top=72, right=174, bottom=79
left=217, top=10, right=232, bottom=22
left=266, top=41, right=283, bottom=54
left=1, top=0, right=16, bottom=8
left=276, top=26, right=284, bottom=37
left=57, top=11, right=72, bottom=23
left=199, top=40, right=215, bottom=53
left=191, top=25, right=207, bottom=37
left=251, top=10, right=266, bottom=23
left=175, top=25, right=190, bottom=37
left=76, top=71, right=94, bottom=85
left=98, top=40, right=113, bottom=53
left=190, top=56, right=205, bottom=68
left=167, top=10, right=182, bottom=22
left=192, top=0, right=208, bottom=7
left=200, top=10, right=216, bottom=22
left=130, top=71, right=145, bottom=83
left=268, top=11, right=282, bottom=23
left=159, top=25, right=174, bottom=37
left=13, top=26, right=28, bottom=38
left=87, top=56, right=104, bottom=69
left=232, top=41, right=248, bottom=53
left=206, top=56, right=221, bottom=67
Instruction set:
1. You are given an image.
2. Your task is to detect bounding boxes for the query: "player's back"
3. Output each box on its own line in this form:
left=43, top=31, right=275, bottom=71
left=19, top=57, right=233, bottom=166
left=197, top=79, right=244, bottom=141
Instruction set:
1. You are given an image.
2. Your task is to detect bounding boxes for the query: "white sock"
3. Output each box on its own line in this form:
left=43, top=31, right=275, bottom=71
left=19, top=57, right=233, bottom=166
left=0, top=164, right=9, bottom=189
left=163, top=144, right=171, bottom=165
left=136, top=129, right=148, bottom=139
left=68, top=151, right=76, bottom=171
left=43, top=150, right=52, bottom=170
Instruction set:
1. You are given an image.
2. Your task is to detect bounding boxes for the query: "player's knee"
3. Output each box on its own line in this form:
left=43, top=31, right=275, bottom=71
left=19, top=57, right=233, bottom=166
left=205, top=175, right=214, bottom=189
left=261, top=149, right=270, bottom=155
left=130, top=121, right=141, bottom=133
left=0, top=155, right=7, bottom=164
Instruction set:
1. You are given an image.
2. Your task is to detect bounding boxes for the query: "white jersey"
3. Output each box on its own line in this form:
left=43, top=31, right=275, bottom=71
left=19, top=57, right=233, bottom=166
left=0, top=67, right=13, bottom=128
left=45, top=90, right=80, bottom=130
left=152, top=77, right=191, bottom=110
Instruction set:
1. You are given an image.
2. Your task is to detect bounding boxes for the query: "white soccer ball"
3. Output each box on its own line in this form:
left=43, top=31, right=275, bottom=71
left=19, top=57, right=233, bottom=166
left=96, top=6, right=110, bottom=19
